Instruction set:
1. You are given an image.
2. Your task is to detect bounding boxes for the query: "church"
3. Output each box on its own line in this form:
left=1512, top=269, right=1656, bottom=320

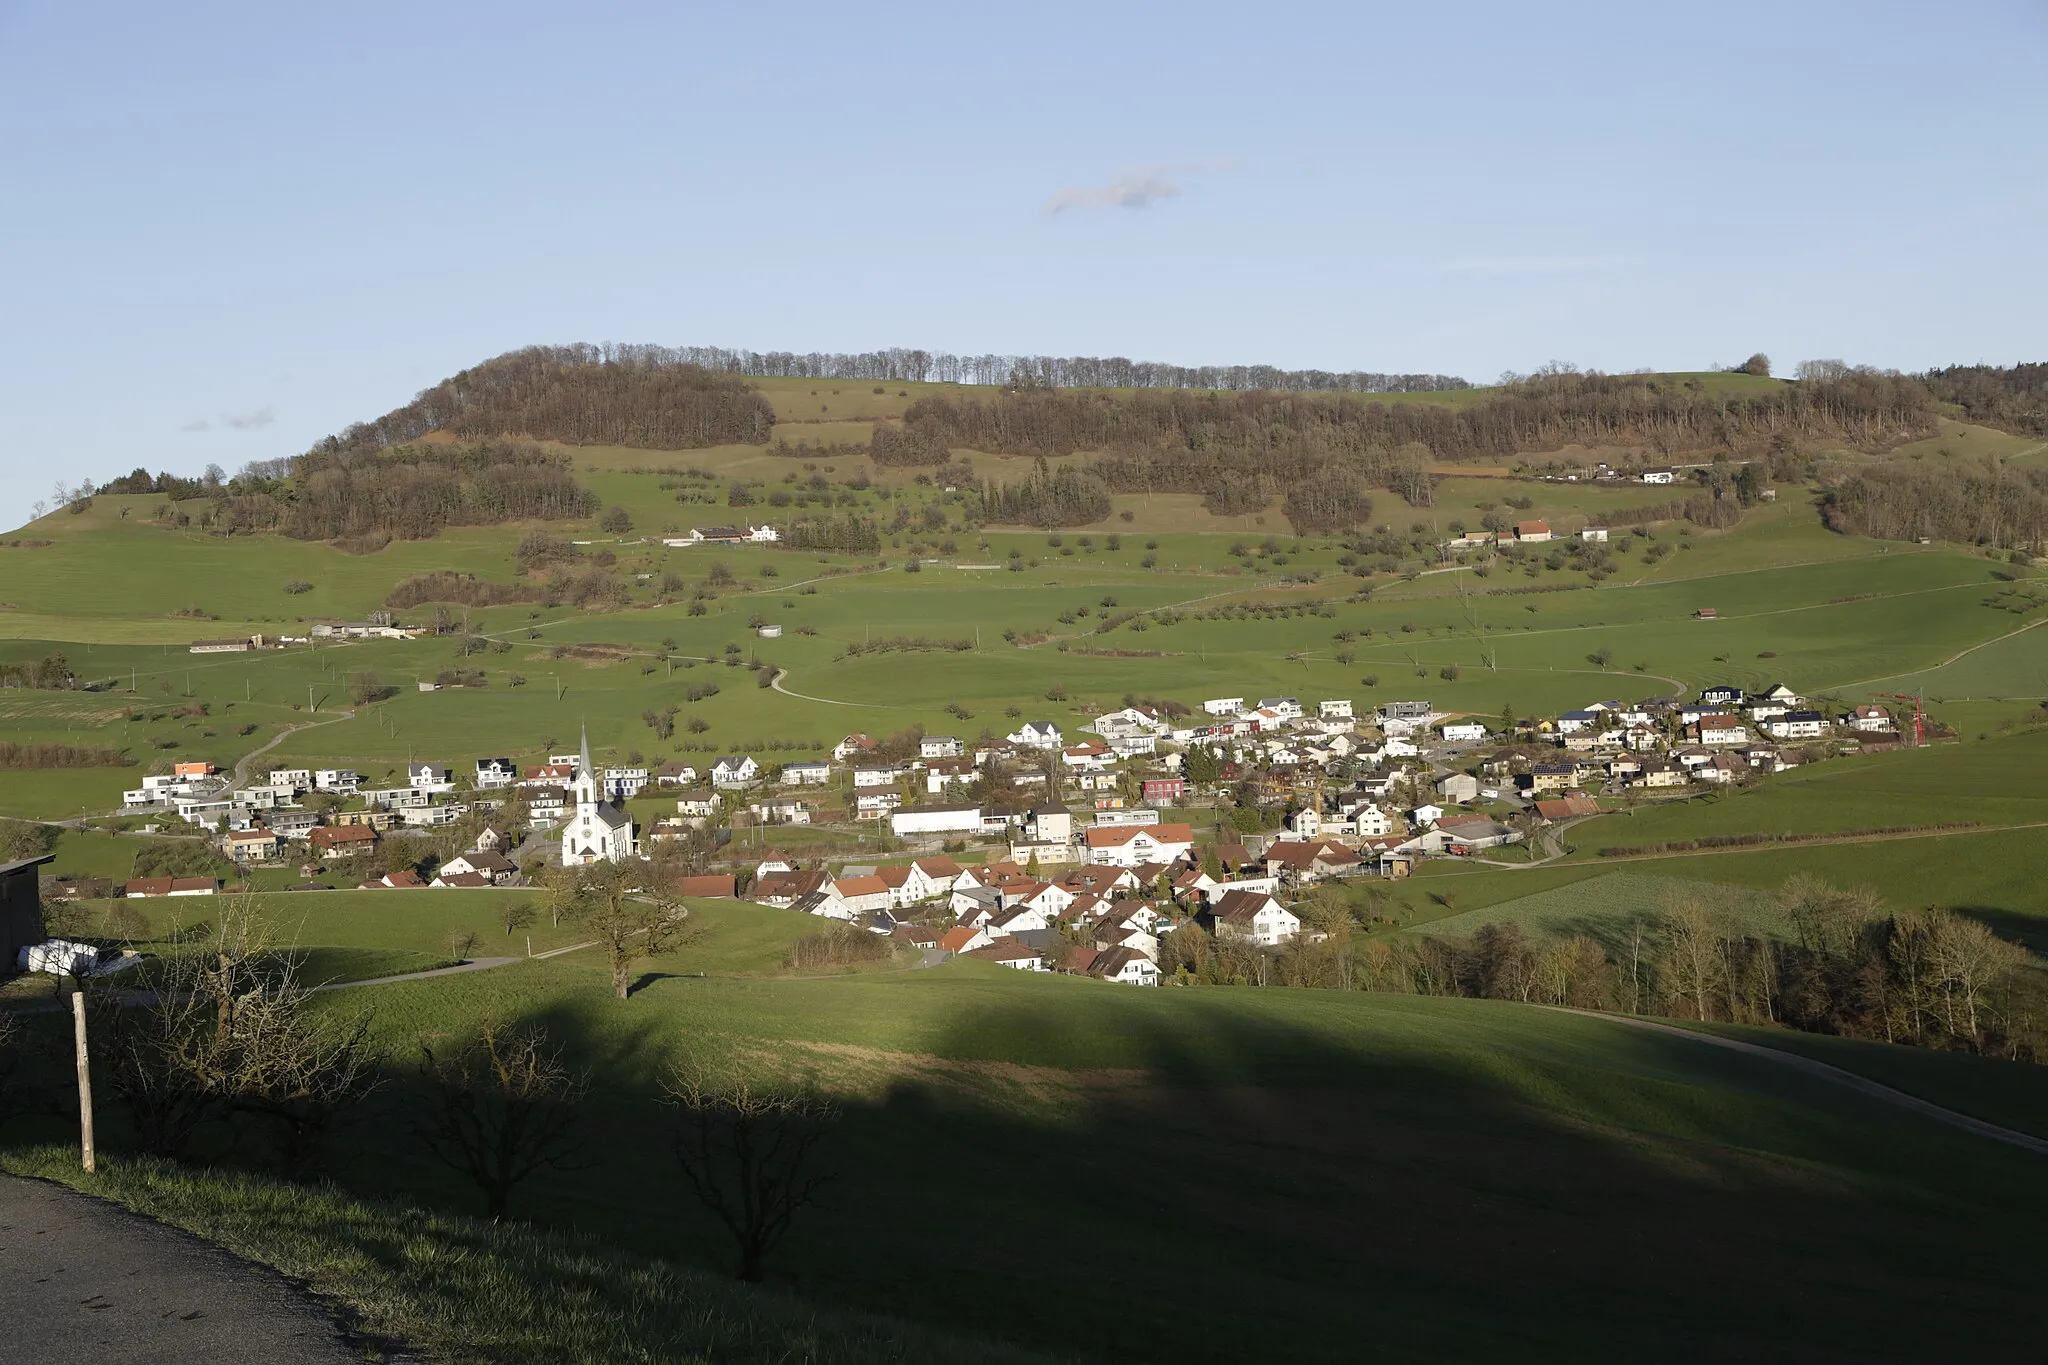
left=560, top=725, right=635, bottom=865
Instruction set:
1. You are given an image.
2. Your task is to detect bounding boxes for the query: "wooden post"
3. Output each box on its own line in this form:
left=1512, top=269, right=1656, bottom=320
left=71, top=991, right=95, bottom=1173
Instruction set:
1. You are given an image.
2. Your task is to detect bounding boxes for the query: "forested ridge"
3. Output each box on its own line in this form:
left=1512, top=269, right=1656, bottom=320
left=310, top=345, right=776, bottom=457
left=210, top=441, right=597, bottom=541
left=1922, top=363, right=2048, bottom=436
left=1824, top=458, right=2048, bottom=551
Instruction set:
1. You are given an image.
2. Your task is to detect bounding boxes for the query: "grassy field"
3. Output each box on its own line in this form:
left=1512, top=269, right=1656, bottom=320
left=11, top=936, right=2048, bottom=1362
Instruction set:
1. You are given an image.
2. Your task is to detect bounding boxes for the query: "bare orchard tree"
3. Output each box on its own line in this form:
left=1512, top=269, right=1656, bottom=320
left=416, top=1018, right=587, bottom=1219
left=666, top=1061, right=839, bottom=1283
left=575, top=861, right=694, bottom=1000
left=99, top=898, right=376, bottom=1170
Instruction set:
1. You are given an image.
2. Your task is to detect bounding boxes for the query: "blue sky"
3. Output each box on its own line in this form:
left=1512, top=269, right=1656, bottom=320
left=2, top=0, right=2043, bottom=527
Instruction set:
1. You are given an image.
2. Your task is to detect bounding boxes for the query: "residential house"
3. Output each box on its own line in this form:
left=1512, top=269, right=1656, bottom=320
left=437, top=851, right=518, bottom=885
left=1210, top=889, right=1301, bottom=946
left=409, top=762, right=450, bottom=789
left=965, top=940, right=1049, bottom=971
left=1692, top=714, right=1749, bottom=746
left=1088, top=945, right=1161, bottom=985
left=473, top=758, right=517, bottom=789
left=1142, top=777, right=1187, bottom=804
left=603, top=765, right=650, bottom=799
left=1203, top=697, right=1245, bottom=715
left=1633, top=761, right=1687, bottom=789
left=267, top=768, right=312, bottom=791
left=222, top=829, right=280, bottom=862
left=1082, top=823, right=1193, bottom=868
left=1411, top=803, right=1445, bottom=828
left=1764, top=710, right=1829, bottom=741
left=1261, top=840, right=1362, bottom=885
left=1026, top=803, right=1075, bottom=845
left=1580, top=527, right=1609, bottom=542
left=782, top=760, right=833, bottom=786
left=854, top=791, right=904, bottom=819
left=753, top=868, right=830, bottom=908
left=1513, top=520, right=1553, bottom=542
left=1698, top=685, right=1744, bottom=707
left=1093, top=706, right=1165, bottom=738
left=832, top=733, right=877, bottom=761
left=1256, top=697, right=1303, bottom=719
left=831, top=876, right=892, bottom=917
left=1643, top=467, right=1677, bottom=485
left=672, top=789, right=719, bottom=819
left=938, top=924, right=993, bottom=955
left=1062, top=742, right=1117, bottom=771
left=853, top=765, right=903, bottom=789
left=749, top=795, right=814, bottom=825
left=920, top=735, right=965, bottom=759
left=654, top=761, right=700, bottom=787
left=709, top=756, right=760, bottom=788
left=1440, top=721, right=1487, bottom=743
left=1847, top=704, right=1896, bottom=733
left=1006, top=720, right=1062, bottom=749
left=308, top=825, right=378, bottom=860
left=1318, top=699, right=1354, bottom=721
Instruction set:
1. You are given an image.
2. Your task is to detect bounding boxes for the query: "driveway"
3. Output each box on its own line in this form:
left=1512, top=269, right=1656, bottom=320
left=0, top=1176, right=365, bottom=1363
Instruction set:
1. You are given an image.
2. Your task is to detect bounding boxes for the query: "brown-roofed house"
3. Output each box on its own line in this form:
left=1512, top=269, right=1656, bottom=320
left=674, top=874, right=738, bottom=898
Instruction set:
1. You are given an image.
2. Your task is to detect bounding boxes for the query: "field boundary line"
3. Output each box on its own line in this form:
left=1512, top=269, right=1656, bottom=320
left=1836, top=616, right=2048, bottom=691
left=1538, top=1007, right=2048, bottom=1155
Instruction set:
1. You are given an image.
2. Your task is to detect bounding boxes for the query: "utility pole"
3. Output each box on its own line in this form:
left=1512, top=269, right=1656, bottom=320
left=72, top=991, right=95, bottom=1173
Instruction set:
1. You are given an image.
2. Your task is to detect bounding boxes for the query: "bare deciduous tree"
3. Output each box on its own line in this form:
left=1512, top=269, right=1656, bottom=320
left=574, top=862, right=693, bottom=1000
left=666, top=1062, right=839, bottom=1283
left=416, top=1019, right=587, bottom=1219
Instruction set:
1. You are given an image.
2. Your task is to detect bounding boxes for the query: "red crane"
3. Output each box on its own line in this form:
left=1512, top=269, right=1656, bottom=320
left=1870, top=692, right=1927, bottom=746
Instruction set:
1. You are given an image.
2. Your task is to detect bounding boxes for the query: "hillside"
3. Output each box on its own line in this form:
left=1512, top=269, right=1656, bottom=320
left=9, top=934, right=2048, bottom=1362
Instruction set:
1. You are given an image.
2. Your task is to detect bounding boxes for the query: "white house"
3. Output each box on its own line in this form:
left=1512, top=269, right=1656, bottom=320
left=314, top=769, right=359, bottom=792
left=1203, top=697, right=1245, bottom=716
left=710, top=756, right=761, bottom=788
left=1693, top=715, right=1749, bottom=746
left=1088, top=946, right=1161, bottom=985
left=267, top=768, right=312, bottom=791
left=1579, top=527, right=1609, bottom=542
left=408, top=762, right=450, bottom=789
left=1440, top=721, right=1487, bottom=743
left=1082, top=822, right=1194, bottom=868
left=854, top=791, right=903, bottom=819
left=1093, top=706, right=1165, bottom=737
left=919, top=735, right=965, bottom=759
left=1847, top=704, right=1895, bottom=733
left=1643, top=468, right=1677, bottom=485
left=1764, top=710, right=1829, bottom=741
left=1007, top=720, right=1062, bottom=749
left=782, top=760, right=833, bottom=786
left=1211, top=889, right=1301, bottom=946
left=1317, top=699, right=1353, bottom=721
left=1411, top=804, right=1445, bottom=828
left=1256, top=697, right=1303, bottom=719
left=473, top=758, right=517, bottom=790
left=603, top=765, right=650, bottom=799
left=853, top=765, right=902, bottom=789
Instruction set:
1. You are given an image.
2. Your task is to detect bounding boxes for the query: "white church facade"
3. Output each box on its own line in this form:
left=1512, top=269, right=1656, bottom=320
left=561, top=726, right=635, bottom=865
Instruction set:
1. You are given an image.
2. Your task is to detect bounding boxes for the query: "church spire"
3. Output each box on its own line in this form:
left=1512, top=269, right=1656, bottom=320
left=579, top=721, right=593, bottom=782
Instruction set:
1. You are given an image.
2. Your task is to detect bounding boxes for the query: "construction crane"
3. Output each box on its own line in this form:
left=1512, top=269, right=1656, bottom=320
left=1870, top=692, right=1928, bottom=746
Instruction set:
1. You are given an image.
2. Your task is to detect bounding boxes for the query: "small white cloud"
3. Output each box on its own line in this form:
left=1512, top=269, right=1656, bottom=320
left=221, top=406, right=275, bottom=430
left=1044, top=160, right=1235, bottom=215
left=180, top=418, right=211, bottom=433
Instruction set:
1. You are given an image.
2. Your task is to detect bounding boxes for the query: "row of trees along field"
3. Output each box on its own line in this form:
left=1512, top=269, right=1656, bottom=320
left=1823, top=457, right=2048, bottom=550
left=1162, top=875, right=2040, bottom=1062
left=307, top=345, right=775, bottom=457
left=207, top=441, right=597, bottom=541
left=563, top=342, right=1473, bottom=393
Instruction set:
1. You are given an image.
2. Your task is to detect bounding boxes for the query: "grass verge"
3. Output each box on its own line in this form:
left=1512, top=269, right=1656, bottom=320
left=0, top=1145, right=1057, bottom=1365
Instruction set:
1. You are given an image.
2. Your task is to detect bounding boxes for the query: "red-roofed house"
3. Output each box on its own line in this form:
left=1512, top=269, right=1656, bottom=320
left=1082, top=823, right=1194, bottom=868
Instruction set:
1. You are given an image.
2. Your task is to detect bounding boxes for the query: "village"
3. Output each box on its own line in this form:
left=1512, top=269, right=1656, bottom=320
left=105, top=677, right=1924, bottom=987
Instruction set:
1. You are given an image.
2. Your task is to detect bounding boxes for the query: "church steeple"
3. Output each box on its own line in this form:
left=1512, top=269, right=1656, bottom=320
left=572, top=721, right=600, bottom=807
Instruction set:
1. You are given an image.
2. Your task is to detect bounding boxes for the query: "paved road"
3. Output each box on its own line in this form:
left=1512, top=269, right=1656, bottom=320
left=0, top=1176, right=363, bottom=1364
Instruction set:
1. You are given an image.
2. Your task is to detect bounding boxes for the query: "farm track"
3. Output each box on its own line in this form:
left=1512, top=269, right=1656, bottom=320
left=1543, top=1007, right=2048, bottom=1156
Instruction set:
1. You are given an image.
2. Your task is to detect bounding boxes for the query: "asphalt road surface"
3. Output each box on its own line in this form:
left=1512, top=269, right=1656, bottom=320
left=0, top=1175, right=364, bottom=1364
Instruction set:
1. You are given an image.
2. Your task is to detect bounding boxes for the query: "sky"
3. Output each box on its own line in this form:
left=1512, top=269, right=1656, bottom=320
left=1, top=0, right=2044, bottom=527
